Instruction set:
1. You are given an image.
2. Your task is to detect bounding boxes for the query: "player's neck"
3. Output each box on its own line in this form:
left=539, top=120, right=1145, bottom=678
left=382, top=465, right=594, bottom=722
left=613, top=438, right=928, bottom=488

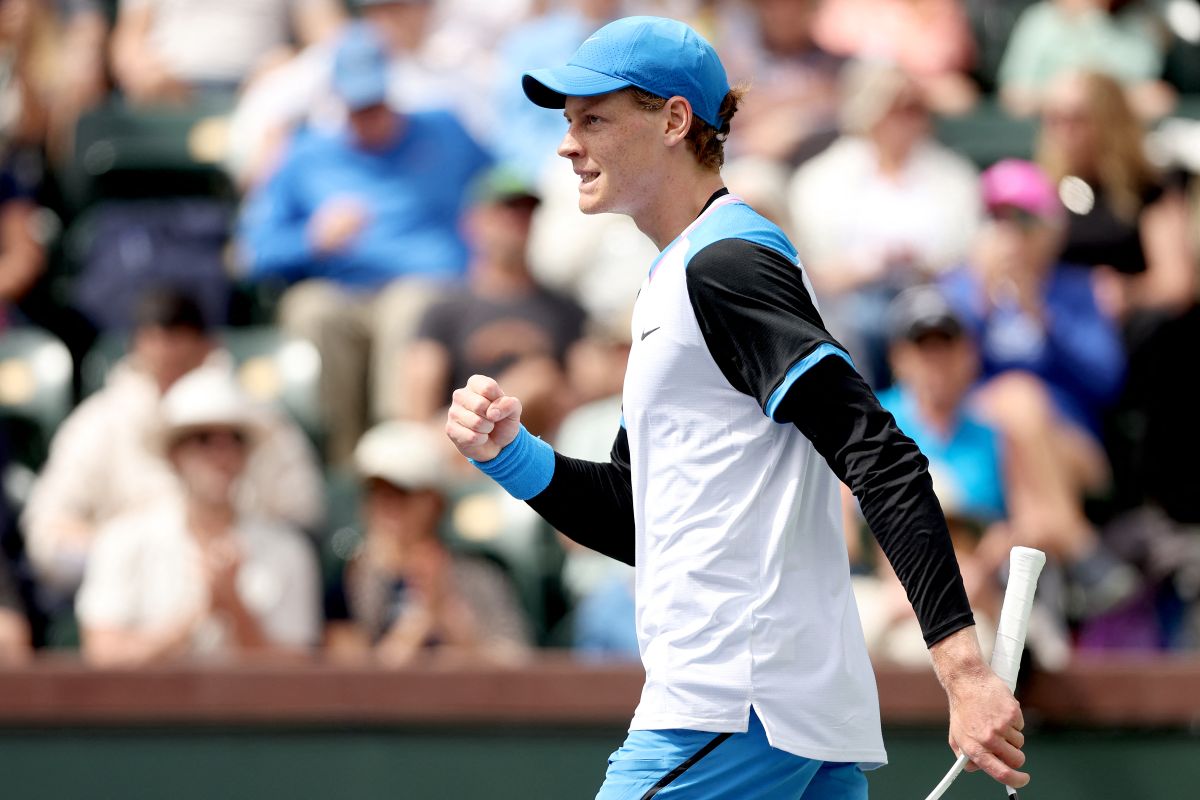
left=634, top=171, right=727, bottom=251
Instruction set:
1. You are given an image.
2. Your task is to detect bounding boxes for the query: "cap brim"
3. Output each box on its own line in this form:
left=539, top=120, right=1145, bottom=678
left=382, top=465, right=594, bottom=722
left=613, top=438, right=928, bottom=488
left=522, top=65, right=633, bottom=109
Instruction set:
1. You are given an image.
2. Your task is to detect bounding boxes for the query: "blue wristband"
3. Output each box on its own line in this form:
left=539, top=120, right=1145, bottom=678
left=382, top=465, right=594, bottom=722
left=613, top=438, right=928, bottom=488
left=468, top=425, right=555, bottom=500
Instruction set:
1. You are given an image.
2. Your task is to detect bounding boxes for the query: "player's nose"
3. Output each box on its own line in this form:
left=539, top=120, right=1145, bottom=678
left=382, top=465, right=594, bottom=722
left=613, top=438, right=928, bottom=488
left=557, top=128, right=583, bottom=160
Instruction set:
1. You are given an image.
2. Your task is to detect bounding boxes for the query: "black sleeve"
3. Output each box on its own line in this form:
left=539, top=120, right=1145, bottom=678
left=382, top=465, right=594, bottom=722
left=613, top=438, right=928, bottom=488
left=686, top=237, right=843, bottom=412
left=776, top=357, right=975, bottom=647
left=527, top=427, right=635, bottom=566
left=686, top=237, right=972, bottom=646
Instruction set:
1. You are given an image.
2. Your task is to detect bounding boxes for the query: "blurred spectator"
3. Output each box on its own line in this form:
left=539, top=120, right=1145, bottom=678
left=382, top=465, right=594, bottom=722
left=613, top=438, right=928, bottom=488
left=110, top=0, right=343, bottom=106
left=0, top=425, right=31, bottom=662
left=44, top=1, right=111, bottom=162
left=492, top=0, right=619, bottom=180
left=0, top=0, right=50, bottom=148
left=940, top=160, right=1136, bottom=614
left=0, top=555, right=30, bottom=664
left=850, top=286, right=1003, bottom=666
left=22, top=288, right=324, bottom=593
left=715, top=0, right=844, bottom=165
left=997, top=0, right=1176, bottom=119
left=0, top=148, right=45, bottom=328
left=1111, top=305, right=1200, bottom=525
left=227, top=0, right=486, bottom=187
left=878, top=286, right=1006, bottom=523
left=76, top=369, right=322, bottom=666
left=1037, top=70, right=1195, bottom=321
left=812, top=0, right=979, bottom=114
left=238, top=22, right=491, bottom=462
left=0, top=1, right=47, bottom=323
left=325, top=421, right=532, bottom=665
left=572, top=565, right=638, bottom=659
left=553, top=313, right=635, bottom=659
left=788, top=61, right=980, bottom=386
left=403, top=169, right=585, bottom=433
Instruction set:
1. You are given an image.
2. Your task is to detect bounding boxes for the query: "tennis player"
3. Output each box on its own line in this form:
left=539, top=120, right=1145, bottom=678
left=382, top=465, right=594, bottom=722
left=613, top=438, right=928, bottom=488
left=445, top=16, right=1028, bottom=799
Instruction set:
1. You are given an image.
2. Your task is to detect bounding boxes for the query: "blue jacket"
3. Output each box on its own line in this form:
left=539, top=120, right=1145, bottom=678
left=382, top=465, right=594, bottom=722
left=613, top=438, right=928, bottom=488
left=239, top=110, right=491, bottom=289
left=940, top=263, right=1125, bottom=436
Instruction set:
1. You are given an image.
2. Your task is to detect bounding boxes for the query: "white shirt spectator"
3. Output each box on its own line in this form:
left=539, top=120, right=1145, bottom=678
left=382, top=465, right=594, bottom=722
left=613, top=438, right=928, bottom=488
left=788, top=136, right=981, bottom=281
left=77, top=503, right=321, bottom=653
left=120, top=0, right=303, bottom=85
left=22, top=355, right=325, bottom=591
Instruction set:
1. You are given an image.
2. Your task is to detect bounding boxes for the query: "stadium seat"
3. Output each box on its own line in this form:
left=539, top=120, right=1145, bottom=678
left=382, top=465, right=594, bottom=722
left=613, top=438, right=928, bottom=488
left=78, top=326, right=325, bottom=450
left=447, top=484, right=567, bottom=643
left=221, top=326, right=324, bottom=450
left=0, top=327, right=75, bottom=472
left=61, top=99, right=236, bottom=213
left=934, top=97, right=1038, bottom=168
left=963, top=0, right=1040, bottom=92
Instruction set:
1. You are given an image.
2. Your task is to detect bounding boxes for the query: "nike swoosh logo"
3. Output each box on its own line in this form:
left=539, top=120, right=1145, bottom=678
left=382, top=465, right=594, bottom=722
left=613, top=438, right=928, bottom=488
left=640, top=327, right=661, bottom=341
left=583, top=36, right=601, bottom=44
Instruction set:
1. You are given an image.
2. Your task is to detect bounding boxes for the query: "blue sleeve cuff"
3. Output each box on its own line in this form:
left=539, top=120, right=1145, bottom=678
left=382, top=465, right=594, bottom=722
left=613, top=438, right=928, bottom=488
left=468, top=425, right=556, bottom=500
left=765, top=343, right=855, bottom=421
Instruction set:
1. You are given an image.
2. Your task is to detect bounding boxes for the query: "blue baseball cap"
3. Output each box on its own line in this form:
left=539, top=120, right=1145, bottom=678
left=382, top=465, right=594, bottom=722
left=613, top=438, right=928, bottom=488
left=332, top=22, right=390, bottom=111
left=522, top=16, right=731, bottom=129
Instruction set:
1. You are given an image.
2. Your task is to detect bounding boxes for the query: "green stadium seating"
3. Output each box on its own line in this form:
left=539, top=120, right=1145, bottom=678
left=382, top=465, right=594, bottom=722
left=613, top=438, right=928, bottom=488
left=80, top=326, right=325, bottom=450
left=60, top=99, right=236, bottom=213
left=0, top=327, right=75, bottom=472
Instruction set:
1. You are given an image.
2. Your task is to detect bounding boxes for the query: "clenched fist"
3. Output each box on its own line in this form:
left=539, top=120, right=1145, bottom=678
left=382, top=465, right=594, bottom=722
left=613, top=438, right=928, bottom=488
left=445, top=375, right=524, bottom=462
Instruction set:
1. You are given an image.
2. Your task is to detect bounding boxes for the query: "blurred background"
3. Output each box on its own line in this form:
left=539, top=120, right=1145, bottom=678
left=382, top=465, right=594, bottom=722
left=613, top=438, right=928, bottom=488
left=0, top=0, right=1199, bottom=797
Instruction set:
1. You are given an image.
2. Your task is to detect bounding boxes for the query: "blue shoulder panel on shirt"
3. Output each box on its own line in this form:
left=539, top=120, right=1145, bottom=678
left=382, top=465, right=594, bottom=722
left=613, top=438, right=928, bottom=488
left=682, top=201, right=798, bottom=269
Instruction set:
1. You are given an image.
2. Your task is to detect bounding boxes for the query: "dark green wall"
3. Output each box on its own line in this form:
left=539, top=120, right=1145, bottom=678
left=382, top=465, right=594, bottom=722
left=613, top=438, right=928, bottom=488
left=0, top=725, right=1194, bottom=799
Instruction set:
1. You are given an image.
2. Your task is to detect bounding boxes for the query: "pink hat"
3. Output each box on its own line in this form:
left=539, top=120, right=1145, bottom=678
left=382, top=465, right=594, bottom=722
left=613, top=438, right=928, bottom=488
left=981, top=159, right=1062, bottom=222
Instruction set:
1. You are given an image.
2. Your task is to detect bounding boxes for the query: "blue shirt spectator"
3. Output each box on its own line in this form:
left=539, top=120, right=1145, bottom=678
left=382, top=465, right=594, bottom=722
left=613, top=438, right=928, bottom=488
left=878, top=385, right=1006, bottom=522
left=938, top=159, right=1124, bottom=439
left=236, top=21, right=492, bottom=465
left=239, top=109, right=491, bottom=290
left=940, top=262, right=1124, bottom=438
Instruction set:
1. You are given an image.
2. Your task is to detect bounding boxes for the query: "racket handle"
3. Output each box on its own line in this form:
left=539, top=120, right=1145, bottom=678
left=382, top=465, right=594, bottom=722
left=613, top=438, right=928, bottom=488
left=990, top=547, right=1046, bottom=691
left=923, top=547, right=1046, bottom=800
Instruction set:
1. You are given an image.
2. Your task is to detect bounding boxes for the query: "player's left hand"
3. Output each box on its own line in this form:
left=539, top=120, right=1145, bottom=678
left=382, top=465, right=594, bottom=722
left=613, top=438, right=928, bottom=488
left=945, top=665, right=1028, bottom=789
left=931, top=627, right=1029, bottom=790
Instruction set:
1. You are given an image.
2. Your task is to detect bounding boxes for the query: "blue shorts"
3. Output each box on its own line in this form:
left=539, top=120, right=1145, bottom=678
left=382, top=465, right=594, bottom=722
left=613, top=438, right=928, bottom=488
left=595, top=709, right=868, bottom=800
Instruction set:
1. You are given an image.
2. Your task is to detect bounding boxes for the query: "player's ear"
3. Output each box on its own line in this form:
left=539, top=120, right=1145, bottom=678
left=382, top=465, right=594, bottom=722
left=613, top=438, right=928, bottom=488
left=663, top=96, right=692, bottom=146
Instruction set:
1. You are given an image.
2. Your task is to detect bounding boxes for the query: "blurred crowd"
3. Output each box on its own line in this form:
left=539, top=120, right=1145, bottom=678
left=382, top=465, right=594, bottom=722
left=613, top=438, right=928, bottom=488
left=1, top=0, right=1199, bottom=671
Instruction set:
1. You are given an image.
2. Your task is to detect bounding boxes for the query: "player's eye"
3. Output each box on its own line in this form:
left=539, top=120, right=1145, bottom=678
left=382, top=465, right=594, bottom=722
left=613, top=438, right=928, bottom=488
left=585, top=115, right=602, bottom=126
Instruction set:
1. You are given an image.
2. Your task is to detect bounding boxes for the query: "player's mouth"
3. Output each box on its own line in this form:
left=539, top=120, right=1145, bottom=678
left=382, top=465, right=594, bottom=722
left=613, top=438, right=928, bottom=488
left=577, top=171, right=600, bottom=187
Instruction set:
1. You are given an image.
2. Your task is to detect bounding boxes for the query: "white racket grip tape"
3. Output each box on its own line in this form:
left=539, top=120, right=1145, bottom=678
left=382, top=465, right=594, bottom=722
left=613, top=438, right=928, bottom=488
left=991, top=547, right=1047, bottom=691
left=921, top=547, right=1046, bottom=800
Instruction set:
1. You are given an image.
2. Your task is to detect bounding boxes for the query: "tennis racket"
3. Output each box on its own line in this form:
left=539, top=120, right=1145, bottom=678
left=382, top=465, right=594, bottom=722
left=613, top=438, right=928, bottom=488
left=923, top=546, right=1047, bottom=800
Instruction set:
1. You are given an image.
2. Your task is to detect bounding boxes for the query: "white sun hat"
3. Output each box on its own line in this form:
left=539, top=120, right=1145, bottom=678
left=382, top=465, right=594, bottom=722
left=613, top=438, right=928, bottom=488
left=157, top=367, right=269, bottom=451
left=354, top=420, right=453, bottom=492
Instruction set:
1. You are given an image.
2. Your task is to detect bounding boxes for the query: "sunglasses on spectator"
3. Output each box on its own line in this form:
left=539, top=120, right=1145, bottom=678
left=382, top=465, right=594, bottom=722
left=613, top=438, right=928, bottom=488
left=987, top=206, right=1044, bottom=230
left=181, top=428, right=249, bottom=448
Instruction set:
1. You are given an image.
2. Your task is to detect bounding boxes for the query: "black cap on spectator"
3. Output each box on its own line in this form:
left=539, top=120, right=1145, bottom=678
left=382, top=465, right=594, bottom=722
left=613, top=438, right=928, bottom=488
left=886, top=285, right=964, bottom=343
left=133, top=287, right=208, bottom=333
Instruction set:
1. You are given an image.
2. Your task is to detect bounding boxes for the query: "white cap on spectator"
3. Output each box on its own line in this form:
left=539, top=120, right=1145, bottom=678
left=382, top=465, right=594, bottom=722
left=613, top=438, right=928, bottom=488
left=355, top=421, right=451, bottom=492
left=157, top=368, right=267, bottom=451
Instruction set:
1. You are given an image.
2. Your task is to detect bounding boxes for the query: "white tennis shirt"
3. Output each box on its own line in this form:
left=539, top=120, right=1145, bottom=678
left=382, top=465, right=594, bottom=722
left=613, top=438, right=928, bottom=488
left=622, top=193, right=887, bottom=767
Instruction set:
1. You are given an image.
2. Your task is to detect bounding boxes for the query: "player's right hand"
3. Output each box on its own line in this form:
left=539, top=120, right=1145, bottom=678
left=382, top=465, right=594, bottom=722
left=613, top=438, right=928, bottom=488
left=445, top=374, right=523, bottom=463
